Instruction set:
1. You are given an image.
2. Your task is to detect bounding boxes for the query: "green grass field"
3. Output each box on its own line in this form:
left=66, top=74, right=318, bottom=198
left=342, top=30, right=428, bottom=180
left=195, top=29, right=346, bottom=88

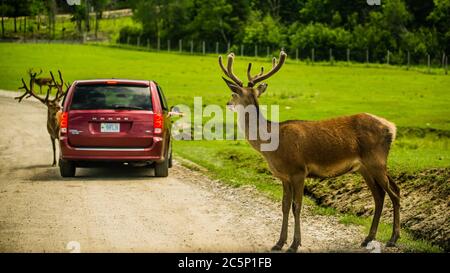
left=1, top=43, right=449, bottom=128
left=0, top=43, right=448, bottom=252
left=1, top=43, right=448, bottom=171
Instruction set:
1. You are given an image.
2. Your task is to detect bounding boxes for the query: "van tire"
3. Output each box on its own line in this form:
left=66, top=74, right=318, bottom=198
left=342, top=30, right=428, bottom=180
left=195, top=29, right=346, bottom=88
left=168, top=150, right=173, bottom=168
left=59, top=159, right=76, bottom=177
left=154, top=158, right=169, bottom=177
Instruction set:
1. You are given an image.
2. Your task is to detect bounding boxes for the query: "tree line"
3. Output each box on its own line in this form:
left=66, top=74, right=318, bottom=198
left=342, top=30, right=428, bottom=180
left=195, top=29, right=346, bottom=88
left=1, top=0, right=449, bottom=64
left=122, top=0, right=449, bottom=64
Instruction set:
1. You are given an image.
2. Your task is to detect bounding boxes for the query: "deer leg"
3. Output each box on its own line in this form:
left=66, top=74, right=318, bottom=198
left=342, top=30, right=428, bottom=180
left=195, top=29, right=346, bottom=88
left=359, top=167, right=385, bottom=247
left=287, top=173, right=305, bottom=253
left=372, top=170, right=400, bottom=247
left=51, top=137, right=56, bottom=166
left=386, top=174, right=401, bottom=246
left=271, top=180, right=292, bottom=251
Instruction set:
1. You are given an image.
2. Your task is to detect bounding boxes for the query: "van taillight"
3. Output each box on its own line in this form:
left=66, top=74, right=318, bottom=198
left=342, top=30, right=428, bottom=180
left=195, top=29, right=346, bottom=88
left=60, top=112, right=68, bottom=133
left=154, top=113, right=163, bottom=134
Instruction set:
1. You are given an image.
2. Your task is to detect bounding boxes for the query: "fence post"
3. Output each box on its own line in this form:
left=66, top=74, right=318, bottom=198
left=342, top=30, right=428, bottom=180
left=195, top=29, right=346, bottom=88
left=295, top=48, right=299, bottom=62
left=190, top=40, right=193, bottom=54
left=255, top=44, right=258, bottom=57
left=311, top=48, right=315, bottom=64
left=407, top=50, right=410, bottom=70
left=329, top=48, right=333, bottom=64
left=427, top=53, right=431, bottom=73
left=137, top=36, right=140, bottom=47
left=215, top=42, right=219, bottom=54
left=202, top=41, right=205, bottom=55
left=387, top=50, right=390, bottom=65
left=179, top=39, right=182, bottom=53
left=366, top=48, right=369, bottom=64
left=227, top=42, right=230, bottom=53
left=167, top=40, right=170, bottom=52
left=147, top=39, right=150, bottom=50
left=347, top=48, right=350, bottom=63
left=157, top=37, right=160, bottom=51
left=445, top=56, right=448, bottom=75
left=241, top=45, right=244, bottom=56
left=127, top=36, right=130, bottom=46
left=442, top=52, right=446, bottom=68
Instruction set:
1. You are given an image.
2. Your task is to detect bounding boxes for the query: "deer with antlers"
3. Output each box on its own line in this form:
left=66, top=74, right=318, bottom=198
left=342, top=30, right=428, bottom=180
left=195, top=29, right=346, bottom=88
left=29, top=69, right=53, bottom=94
left=219, top=51, right=400, bottom=252
left=15, top=69, right=69, bottom=166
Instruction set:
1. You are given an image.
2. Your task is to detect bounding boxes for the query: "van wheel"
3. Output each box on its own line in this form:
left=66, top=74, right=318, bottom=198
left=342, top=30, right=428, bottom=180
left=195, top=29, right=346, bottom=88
left=154, top=158, right=169, bottom=177
left=168, top=150, right=173, bottom=168
left=59, top=159, right=76, bottom=177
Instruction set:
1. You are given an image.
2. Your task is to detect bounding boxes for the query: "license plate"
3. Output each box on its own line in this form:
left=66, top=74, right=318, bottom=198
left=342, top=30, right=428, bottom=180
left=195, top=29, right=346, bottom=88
left=100, top=123, right=120, bottom=133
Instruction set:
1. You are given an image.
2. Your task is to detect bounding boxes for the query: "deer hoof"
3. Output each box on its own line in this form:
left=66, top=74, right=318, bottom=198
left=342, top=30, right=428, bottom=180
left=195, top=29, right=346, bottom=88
left=361, top=237, right=373, bottom=247
left=271, top=244, right=283, bottom=252
left=286, top=247, right=298, bottom=253
left=386, top=241, right=397, bottom=247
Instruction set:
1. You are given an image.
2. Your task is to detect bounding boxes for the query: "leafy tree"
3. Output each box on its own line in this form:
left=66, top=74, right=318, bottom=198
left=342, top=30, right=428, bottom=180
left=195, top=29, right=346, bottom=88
left=45, top=0, right=57, bottom=38
left=289, top=22, right=351, bottom=57
left=404, top=0, right=434, bottom=28
left=240, top=11, right=287, bottom=49
left=92, top=0, right=110, bottom=39
left=6, top=0, right=31, bottom=33
left=427, top=0, right=450, bottom=52
left=0, top=1, right=12, bottom=37
left=70, top=1, right=87, bottom=34
left=188, top=0, right=233, bottom=43
left=131, top=0, right=192, bottom=42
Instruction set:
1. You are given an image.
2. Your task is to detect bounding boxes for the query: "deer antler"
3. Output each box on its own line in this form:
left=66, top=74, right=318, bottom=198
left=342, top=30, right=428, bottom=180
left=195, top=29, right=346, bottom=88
left=50, top=70, right=68, bottom=102
left=247, top=50, right=287, bottom=87
left=218, top=52, right=243, bottom=87
left=15, top=71, right=49, bottom=104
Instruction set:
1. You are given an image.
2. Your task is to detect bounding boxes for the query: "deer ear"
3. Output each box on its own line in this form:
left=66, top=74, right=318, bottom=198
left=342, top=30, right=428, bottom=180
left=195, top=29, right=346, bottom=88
left=222, top=77, right=243, bottom=95
left=256, top=83, right=268, bottom=97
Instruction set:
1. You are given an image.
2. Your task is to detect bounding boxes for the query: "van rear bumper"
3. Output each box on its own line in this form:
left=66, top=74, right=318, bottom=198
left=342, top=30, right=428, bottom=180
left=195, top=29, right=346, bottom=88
left=59, top=136, right=165, bottom=162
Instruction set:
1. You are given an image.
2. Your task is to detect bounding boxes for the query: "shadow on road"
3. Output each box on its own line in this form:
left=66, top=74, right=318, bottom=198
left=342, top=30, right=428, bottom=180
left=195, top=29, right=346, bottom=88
left=28, top=165, right=157, bottom=182
left=10, top=164, right=52, bottom=171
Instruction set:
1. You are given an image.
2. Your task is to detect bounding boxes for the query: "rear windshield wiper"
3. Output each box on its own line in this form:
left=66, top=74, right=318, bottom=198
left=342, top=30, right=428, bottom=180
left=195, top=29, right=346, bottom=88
left=113, top=105, right=145, bottom=110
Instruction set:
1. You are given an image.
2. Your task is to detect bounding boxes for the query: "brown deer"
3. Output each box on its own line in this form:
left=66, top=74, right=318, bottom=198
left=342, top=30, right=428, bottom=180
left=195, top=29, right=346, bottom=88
left=30, top=69, right=53, bottom=94
left=15, top=70, right=69, bottom=166
left=218, top=51, right=400, bottom=252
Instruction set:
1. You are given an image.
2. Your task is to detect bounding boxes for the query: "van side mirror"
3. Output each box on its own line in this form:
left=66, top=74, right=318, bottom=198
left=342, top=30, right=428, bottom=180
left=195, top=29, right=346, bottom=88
left=168, top=106, right=183, bottom=117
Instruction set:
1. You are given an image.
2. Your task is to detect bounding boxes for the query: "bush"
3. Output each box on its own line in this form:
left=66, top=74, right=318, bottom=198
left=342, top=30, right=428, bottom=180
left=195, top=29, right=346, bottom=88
left=117, top=25, right=143, bottom=45
left=238, top=11, right=287, bottom=51
left=289, top=22, right=351, bottom=61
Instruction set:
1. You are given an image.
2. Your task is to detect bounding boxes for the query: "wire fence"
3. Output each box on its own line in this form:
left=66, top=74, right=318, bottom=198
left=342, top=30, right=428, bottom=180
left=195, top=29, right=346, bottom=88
left=117, top=37, right=449, bottom=74
left=3, top=37, right=448, bottom=75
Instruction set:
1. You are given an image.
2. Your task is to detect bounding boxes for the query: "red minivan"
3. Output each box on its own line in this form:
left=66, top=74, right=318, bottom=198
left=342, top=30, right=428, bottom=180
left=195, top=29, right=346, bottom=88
left=58, top=79, right=174, bottom=178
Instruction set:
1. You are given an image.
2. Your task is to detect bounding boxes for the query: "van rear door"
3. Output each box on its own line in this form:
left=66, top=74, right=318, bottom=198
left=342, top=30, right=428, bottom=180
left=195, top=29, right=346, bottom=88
left=67, top=83, right=155, bottom=148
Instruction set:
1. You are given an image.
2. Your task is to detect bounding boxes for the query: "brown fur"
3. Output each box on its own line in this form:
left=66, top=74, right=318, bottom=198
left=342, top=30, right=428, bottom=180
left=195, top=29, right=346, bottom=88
left=220, top=51, right=400, bottom=252
left=34, top=77, right=53, bottom=94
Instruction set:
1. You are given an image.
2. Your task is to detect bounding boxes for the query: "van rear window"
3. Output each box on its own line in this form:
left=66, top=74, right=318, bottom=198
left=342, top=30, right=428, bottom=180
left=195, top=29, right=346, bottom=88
left=70, top=84, right=152, bottom=111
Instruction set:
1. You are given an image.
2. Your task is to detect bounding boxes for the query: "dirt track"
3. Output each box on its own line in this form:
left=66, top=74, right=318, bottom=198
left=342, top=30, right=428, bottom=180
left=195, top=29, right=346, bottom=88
left=0, top=92, right=374, bottom=253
